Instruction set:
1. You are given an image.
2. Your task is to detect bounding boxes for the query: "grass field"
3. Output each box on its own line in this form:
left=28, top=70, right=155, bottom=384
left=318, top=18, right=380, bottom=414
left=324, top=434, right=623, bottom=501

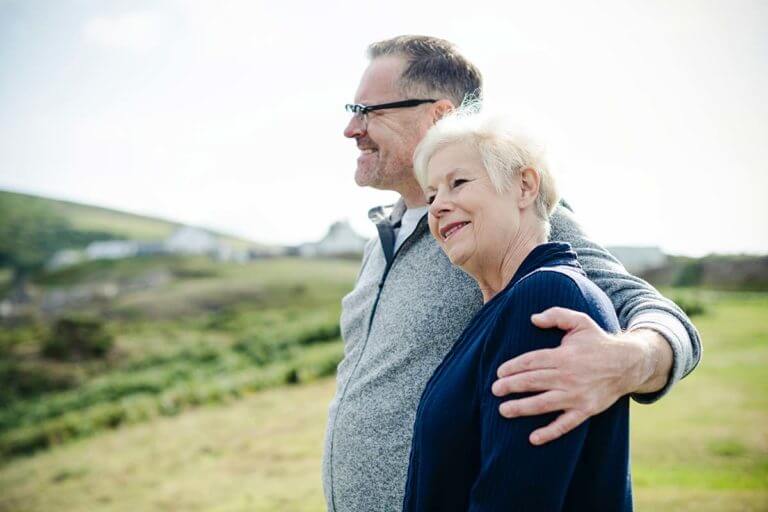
left=631, top=290, right=768, bottom=510
left=0, top=281, right=766, bottom=510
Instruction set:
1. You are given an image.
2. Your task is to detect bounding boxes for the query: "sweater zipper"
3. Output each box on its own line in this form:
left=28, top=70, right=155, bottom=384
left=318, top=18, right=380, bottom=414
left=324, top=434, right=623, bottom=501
left=328, top=215, right=428, bottom=512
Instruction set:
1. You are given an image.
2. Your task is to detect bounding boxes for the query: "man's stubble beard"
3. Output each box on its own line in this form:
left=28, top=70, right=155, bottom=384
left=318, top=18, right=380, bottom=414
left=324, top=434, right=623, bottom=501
left=356, top=149, right=414, bottom=193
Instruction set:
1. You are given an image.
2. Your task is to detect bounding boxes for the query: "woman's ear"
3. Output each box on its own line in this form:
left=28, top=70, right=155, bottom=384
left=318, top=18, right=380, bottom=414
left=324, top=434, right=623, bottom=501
left=518, top=167, right=541, bottom=209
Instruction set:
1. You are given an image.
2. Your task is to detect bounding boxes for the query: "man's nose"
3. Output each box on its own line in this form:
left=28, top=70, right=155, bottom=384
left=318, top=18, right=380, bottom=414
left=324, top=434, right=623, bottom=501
left=344, top=115, right=365, bottom=139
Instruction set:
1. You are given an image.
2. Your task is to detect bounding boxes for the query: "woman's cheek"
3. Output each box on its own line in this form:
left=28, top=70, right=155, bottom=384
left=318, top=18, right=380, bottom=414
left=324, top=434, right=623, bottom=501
left=428, top=217, right=441, bottom=242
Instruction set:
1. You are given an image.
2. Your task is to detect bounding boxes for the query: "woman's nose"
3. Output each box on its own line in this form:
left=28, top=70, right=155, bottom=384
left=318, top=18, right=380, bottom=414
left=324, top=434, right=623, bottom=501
left=429, top=191, right=452, bottom=218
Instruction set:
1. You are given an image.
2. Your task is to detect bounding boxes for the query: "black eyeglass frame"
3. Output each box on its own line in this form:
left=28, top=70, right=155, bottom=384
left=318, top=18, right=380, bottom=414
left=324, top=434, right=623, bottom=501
left=345, top=99, right=437, bottom=115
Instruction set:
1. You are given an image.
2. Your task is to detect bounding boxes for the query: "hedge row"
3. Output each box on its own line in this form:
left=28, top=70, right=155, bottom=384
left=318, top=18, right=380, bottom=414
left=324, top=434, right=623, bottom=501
left=0, top=315, right=341, bottom=433
left=0, top=341, right=343, bottom=459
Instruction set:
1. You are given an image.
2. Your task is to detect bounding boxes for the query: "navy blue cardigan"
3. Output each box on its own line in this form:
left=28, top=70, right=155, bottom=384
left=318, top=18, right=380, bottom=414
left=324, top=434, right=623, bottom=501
left=402, top=243, right=632, bottom=511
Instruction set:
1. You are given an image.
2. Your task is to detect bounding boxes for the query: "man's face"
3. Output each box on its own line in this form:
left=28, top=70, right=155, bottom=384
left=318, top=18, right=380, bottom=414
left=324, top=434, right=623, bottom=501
left=344, top=56, right=434, bottom=191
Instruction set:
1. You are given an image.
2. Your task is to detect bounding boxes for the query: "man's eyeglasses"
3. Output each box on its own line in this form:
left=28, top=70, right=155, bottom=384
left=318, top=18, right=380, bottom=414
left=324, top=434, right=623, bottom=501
left=345, top=99, right=437, bottom=129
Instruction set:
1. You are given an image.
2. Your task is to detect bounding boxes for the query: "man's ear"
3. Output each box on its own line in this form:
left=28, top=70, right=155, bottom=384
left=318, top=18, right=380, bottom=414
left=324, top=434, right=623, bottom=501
left=518, top=167, right=541, bottom=209
left=432, top=99, right=455, bottom=124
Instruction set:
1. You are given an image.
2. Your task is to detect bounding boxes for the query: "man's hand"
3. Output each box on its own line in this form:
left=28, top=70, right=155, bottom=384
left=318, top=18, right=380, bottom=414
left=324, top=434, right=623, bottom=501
left=491, top=306, right=673, bottom=446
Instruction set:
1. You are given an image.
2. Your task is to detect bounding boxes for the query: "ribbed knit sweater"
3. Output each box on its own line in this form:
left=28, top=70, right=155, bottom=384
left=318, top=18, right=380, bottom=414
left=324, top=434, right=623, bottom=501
left=402, top=243, right=632, bottom=511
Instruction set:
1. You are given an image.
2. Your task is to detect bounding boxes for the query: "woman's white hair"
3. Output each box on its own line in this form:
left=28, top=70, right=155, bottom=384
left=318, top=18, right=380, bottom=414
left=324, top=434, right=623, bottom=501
left=413, top=103, right=559, bottom=232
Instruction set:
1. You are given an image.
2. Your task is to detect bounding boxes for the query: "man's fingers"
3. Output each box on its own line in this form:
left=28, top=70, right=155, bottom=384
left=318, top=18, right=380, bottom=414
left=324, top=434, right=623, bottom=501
left=531, top=306, right=591, bottom=331
left=499, top=391, right=564, bottom=418
left=491, top=369, right=560, bottom=396
left=496, top=348, right=558, bottom=378
left=529, top=410, right=587, bottom=445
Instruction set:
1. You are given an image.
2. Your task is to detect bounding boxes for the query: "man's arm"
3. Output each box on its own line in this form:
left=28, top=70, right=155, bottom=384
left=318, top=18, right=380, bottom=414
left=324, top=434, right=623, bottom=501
left=550, top=204, right=702, bottom=399
left=626, top=327, right=675, bottom=394
left=492, top=204, right=702, bottom=445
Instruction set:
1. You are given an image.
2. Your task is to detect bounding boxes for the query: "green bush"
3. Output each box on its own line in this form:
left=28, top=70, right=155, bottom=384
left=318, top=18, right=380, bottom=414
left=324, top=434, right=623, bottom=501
left=671, top=294, right=708, bottom=317
left=285, top=368, right=300, bottom=385
left=42, top=316, right=114, bottom=360
left=0, top=324, right=44, bottom=355
left=0, top=361, right=80, bottom=405
left=673, top=261, right=704, bottom=287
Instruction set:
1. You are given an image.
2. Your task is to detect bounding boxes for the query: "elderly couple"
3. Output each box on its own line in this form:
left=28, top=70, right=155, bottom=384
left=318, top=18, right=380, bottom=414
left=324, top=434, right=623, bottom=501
left=322, top=35, right=701, bottom=511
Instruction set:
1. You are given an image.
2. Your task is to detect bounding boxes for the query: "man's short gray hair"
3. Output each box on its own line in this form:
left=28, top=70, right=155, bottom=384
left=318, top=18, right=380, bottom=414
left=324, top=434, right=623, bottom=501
left=413, top=105, right=560, bottom=233
left=367, top=35, right=482, bottom=108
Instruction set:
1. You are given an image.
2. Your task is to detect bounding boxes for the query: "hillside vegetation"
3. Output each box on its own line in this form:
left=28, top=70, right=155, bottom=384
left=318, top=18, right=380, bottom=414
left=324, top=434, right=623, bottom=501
left=0, top=289, right=766, bottom=511
left=1, top=190, right=180, bottom=241
left=0, top=256, right=360, bottom=458
left=641, top=254, right=768, bottom=291
left=0, top=190, right=260, bottom=290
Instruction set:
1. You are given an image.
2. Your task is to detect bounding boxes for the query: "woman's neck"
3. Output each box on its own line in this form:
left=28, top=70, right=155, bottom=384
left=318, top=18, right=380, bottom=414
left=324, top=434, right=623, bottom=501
left=470, top=223, right=546, bottom=303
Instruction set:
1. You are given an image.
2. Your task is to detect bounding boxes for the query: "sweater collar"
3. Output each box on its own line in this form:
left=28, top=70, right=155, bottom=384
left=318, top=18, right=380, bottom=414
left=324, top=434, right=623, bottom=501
left=368, top=198, right=408, bottom=226
left=368, top=198, right=430, bottom=227
left=507, top=242, right=583, bottom=289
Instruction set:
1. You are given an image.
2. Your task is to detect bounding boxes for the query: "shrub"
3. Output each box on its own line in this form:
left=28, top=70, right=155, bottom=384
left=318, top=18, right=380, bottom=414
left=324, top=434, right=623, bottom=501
left=0, top=323, right=45, bottom=355
left=674, top=261, right=704, bottom=287
left=0, top=361, right=80, bottom=405
left=284, top=368, right=300, bottom=385
left=42, top=316, right=114, bottom=360
left=671, top=295, right=708, bottom=317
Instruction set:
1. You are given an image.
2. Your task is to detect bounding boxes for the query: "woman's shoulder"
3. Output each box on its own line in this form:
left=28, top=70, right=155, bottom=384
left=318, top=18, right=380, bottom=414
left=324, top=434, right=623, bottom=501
left=477, top=268, right=595, bottom=368
left=503, top=265, right=619, bottom=333
left=519, top=265, right=592, bottom=295
left=506, top=265, right=588, bottom=302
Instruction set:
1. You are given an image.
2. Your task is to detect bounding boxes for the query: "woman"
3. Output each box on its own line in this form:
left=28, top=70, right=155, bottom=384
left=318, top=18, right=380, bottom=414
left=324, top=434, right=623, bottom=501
left=402, top=110, right=632, bottom=511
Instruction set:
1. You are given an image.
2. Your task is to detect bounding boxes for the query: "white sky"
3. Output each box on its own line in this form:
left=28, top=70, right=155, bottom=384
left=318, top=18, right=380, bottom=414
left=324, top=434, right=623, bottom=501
left=1, top=0, right=766, bottom=256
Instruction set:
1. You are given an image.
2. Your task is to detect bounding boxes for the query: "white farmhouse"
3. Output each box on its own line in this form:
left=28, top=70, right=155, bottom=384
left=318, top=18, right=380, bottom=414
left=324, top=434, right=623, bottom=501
left=85, top=240, right=139, bottom=260
left=299, top=221, right=367, bottom=258
left=47, top=249, right=86, bottom=270
left=164, top=226, right=220, bottom=255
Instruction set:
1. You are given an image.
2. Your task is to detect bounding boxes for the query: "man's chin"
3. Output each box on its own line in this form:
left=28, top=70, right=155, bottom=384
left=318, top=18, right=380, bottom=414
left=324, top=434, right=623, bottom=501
left=353, top=172, right=367, bottom=187
left=354, top=168, right=380, bottom=188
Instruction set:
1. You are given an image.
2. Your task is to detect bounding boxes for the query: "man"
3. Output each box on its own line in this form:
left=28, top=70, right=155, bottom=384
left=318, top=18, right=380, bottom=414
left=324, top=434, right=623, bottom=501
left=323, top=35, right=701, bottom=512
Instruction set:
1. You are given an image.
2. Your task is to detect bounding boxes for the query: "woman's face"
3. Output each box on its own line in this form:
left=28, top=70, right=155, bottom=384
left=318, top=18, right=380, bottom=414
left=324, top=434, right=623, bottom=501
left=424, top=141, right=522, bottom=271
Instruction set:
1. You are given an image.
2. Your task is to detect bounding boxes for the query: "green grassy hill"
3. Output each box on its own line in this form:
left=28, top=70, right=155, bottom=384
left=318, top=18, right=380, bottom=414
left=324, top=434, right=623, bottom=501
left=9, top=191, right=179, bottom=241
left=0, top=189, right=263, bottom=251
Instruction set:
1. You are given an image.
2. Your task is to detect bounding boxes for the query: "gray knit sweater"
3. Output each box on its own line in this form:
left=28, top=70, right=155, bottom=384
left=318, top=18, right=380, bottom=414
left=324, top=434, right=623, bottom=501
left=321, top=202, right=701, bottom=512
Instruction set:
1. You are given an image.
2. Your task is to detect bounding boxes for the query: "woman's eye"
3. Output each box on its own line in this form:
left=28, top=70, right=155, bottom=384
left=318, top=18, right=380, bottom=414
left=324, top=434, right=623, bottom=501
left=453, top=179, right=468, bottom=187
left=426, top=195, right=435, bottom=205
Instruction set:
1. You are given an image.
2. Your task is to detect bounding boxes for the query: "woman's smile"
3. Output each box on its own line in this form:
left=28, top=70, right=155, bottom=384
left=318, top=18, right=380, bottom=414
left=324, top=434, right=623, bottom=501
left=440, top=221, right=471, bottom=241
